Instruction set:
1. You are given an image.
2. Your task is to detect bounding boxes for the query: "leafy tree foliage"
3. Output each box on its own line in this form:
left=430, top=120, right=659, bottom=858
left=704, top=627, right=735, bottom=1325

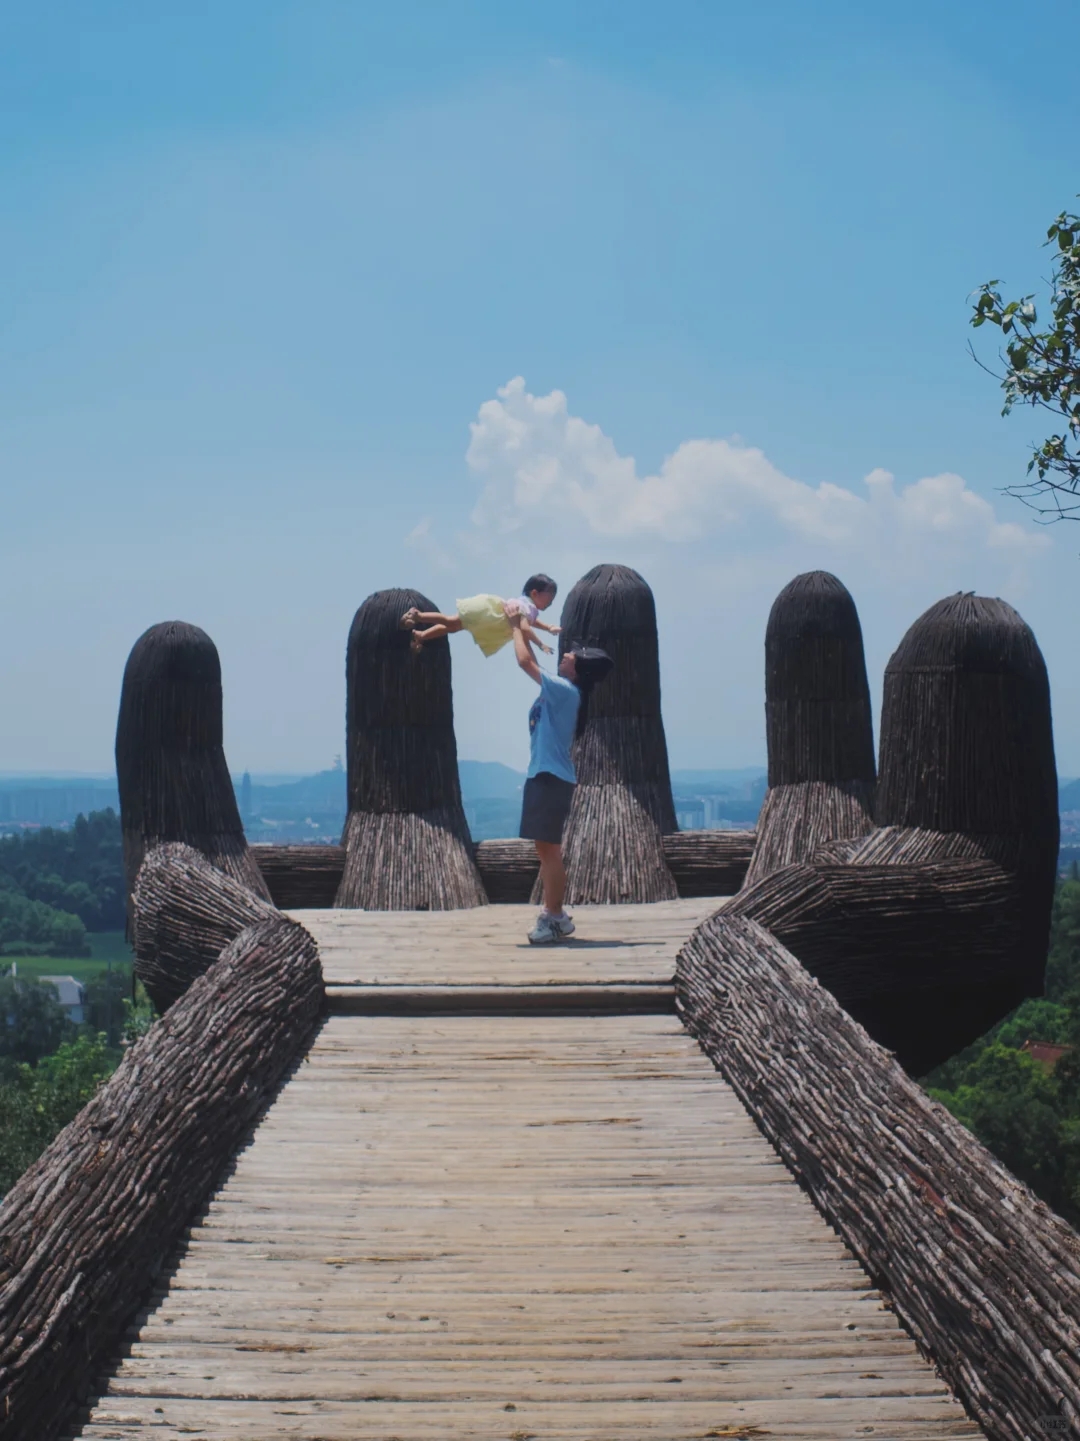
left=0, top=1034, right=115, bottom=1196
left=0, top=975, right=74, bottom=1064
left=0, top=880, right=89, bottom=956
left=0, top=809, right=125, bottom=932
left=971, top=207, right=1080, bottom=519
left=81, top=966, right=130, bottom=1048
left=925, top=877, right=1080, bottom=1224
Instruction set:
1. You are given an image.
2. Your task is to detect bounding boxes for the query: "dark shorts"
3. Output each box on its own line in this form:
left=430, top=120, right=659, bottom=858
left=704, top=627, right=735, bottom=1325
left=519, top=772, right=576, bottom=844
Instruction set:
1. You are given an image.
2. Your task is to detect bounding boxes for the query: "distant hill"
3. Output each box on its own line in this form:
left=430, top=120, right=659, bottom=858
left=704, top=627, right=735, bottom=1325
left=671, top=768, right=766, bottom=791
left=669, top=768, right=767, bottom=826
left=1059, top=778, right=1080, bottom=811
left=3, top=764, right=1079, bottom=851
left=457, top=761, right=525, bottom=800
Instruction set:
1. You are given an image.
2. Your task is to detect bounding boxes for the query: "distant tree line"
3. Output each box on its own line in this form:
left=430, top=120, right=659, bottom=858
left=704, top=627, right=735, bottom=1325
left=0, top=809, right=125, bottom=956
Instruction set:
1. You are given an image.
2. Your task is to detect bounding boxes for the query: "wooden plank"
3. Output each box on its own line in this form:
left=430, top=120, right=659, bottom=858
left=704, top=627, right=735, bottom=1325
left=327, top=983, right=675, bottom=1014
left=72, top=1009, right=981, bottom=1439
left=293, top=898, right=720, bottom=988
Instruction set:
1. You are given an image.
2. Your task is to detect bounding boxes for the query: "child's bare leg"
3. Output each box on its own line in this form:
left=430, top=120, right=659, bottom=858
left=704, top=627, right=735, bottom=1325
left=410, top=618, right=464, bottom=653
left=402, top=608, right=461, bottom=630
left=415, top=622, right=451, bottom=643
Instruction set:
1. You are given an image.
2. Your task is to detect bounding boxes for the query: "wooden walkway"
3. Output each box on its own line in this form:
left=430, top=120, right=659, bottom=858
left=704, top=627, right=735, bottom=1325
left=74, top=901, right=981, bottom=1440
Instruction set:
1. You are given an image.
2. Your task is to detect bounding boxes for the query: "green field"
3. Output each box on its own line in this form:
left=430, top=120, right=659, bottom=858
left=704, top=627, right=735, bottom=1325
left=4, top=931, right=133, bottom=983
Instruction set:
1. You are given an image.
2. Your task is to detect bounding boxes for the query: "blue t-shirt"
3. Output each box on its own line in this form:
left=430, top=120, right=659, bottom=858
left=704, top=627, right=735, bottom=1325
left=527, top=673, right=581, bottom=784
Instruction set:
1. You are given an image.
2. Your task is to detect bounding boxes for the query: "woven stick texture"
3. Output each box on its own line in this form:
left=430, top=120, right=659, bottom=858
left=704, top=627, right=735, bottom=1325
left=729, top=853, right=1027, bottom=1071
left=677, top=914, right=1080, bottom=1441
left=876, top=592, right=1058, bottom=995
left=541, top=782, right=679, bottom=906
left=743, top=779, right=874, bottom=888
left=115, top=621, right=269, bottom=913
left=550, top=564, right=677, bottom=904
left=253, top=830, right=756, bottom=906
left=877, top=594, right=1057, bottom=841
left=339, top=809, right=487, bottom=911
left=837, top=825, right=1010, bottom=866
left=253, top=844, right=346, bottom=909
left=765, top=570, right=876, bottom=787
left=746, top=573, right=876, bottom=886
left=473, top=839, right=539, bottom=903
left=132, top=842, right=279, bottom=1012
left=660, top=828, right=756, bottom=896
left=335, top=589, right=485, bottom=910
left=0, top=914, right=324, bottom=1441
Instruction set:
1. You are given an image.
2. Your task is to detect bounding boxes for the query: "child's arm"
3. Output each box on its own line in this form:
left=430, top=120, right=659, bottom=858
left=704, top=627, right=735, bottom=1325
left=512, top=624, right=543, bottom=684
left=520, top=621, right=553, bottom=655
left=533, top=619, right=561, bottom=635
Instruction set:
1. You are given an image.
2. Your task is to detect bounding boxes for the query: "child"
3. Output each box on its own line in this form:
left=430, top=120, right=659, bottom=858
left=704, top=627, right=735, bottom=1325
left=401, top=574, right=561, bottom=657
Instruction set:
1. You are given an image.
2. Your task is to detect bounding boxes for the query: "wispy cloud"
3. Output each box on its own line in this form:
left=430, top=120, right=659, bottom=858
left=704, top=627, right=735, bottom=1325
left=404, top=515, right=455, bottom=571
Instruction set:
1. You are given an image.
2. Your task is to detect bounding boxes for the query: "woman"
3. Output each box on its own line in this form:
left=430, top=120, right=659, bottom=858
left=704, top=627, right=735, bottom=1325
left=512, top=626, right=613, bottom=944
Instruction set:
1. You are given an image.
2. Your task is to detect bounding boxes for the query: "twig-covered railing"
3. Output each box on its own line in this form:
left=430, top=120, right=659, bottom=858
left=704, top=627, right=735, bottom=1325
left=677, top=913, right=1080, bottom=1441
left=661, top=828, right=755, bottom=898
left=250, top=842, right=346, bottom=908
left=251, top=829, right=757, bottom=908
left=132, top=842, right=280, bottom=1011
left=0, top=846, right=324, bottom=1441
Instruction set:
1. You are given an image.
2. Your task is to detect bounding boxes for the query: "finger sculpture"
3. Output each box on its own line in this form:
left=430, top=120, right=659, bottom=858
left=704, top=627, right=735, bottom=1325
left=335, top=588, right=486, bottom=910
left=742, top=570, right=875, bottom=888
left=115, top=620, right=270, bottom=921
left=728, top=590, right=1058, bottom=1075
left=542, top=563, right=678, bottom=904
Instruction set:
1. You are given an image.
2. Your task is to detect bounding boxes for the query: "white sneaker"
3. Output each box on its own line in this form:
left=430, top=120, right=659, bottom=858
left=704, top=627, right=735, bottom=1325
left=528, top=911, right=575, bottom=945
left=528, top=913, right=559, bottom=945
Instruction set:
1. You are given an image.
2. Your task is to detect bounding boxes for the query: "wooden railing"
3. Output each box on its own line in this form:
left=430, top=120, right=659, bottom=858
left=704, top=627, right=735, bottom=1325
left=0, top=846, right=324, bottom=1441
left=677, top=912, right=1080, bottom=1441
left=250, top=827, right=757, bottom=909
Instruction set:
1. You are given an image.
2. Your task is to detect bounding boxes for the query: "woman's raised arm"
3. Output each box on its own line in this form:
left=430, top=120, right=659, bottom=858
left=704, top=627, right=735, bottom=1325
left=513, top=625, right=543, bottom=684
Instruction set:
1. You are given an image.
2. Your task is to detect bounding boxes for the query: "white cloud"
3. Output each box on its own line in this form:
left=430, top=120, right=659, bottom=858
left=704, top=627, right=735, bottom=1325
left=465, top=376, right=1047, bottom=560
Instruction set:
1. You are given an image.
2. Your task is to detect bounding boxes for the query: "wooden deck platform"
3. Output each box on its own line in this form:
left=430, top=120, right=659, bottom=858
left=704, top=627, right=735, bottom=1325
left=73, top=902, right=981, bottom=1440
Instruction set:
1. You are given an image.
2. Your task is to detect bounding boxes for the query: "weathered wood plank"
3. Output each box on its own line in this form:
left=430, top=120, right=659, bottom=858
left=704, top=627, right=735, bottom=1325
left=71, top=1011, right=980, bottom=1439
left=295, top=898, right=719, bottom=988
left=327, top=982, right=675, bottom=1013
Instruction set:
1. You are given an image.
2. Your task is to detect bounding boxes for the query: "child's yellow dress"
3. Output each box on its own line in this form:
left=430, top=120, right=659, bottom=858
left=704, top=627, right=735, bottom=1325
left=456, top=595, right=517, bottom=657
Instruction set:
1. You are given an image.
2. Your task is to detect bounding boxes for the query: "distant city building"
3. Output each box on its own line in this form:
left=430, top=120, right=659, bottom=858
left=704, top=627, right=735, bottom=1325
left=240, top=771, right=252, bottom=822
left=40, top=976, right=87, bottom=1025
left=0, top=781, right=119, bottom=830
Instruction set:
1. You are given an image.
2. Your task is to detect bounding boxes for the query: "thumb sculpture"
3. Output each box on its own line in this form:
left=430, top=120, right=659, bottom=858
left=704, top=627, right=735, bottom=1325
left=722, top=589, right=1057, bottom=1075
left=742, top=570, right=875, bottom=888
left=335, top=588, right=487, bottom=910
left=543, top=563, right=678, bottom=905
left=862, top=591, right=1059, bottom=1044
left=115, top=620, right=270, bottom=919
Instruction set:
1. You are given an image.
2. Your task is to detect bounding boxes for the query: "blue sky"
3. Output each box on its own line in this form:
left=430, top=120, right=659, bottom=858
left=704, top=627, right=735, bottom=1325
left=3, top=1, right=1080, bottom=775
